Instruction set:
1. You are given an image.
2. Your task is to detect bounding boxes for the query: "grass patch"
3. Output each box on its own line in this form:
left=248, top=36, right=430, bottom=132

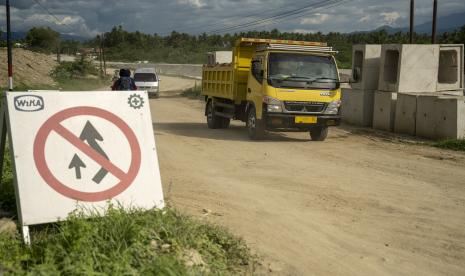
left=0, top=148, right=256, bottom=274
left=1, top=77, right=110, bottom=92
left=432, top=139, right=465, bottom=151
left=0, top=146, right=16, bottom=217
left=51, top=58, right=111, bottom=91
left=0, top=206, right=256, bottom=275
left=56, top=77, right=111, bottom=91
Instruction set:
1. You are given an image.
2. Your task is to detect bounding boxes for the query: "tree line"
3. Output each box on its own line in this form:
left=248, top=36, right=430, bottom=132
left=4, top=25, right=465, bottom=68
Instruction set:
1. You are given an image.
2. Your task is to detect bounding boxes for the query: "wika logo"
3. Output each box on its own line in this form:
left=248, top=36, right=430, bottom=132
left=14, top=95, right=44, bottom=112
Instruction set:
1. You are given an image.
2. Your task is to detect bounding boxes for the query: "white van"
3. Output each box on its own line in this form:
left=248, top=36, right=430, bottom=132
left=134, top=68, right=160, bottom=97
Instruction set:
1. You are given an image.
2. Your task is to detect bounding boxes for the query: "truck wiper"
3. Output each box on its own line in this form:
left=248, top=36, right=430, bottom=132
left=281, top=76, right=313, bottom=81
left=309, top=77, right=338, bottom=82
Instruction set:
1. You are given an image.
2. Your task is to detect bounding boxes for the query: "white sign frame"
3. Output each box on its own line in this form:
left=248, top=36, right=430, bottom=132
left=3, top=91, right=164, bottom=244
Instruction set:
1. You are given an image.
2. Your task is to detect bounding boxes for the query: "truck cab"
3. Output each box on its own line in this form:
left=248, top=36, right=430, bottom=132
left=202, top=38, right=342, bottom=141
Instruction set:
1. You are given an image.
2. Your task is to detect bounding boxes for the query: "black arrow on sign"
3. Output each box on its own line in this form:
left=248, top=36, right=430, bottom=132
left=69, top=154, right=86, bottom=179
left=79, top=121, right=110, bottom=184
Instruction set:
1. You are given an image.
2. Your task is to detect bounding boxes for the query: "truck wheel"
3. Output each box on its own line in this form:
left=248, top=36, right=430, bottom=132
left=206, top=101, right=222, bottom=129
left=221, top=118, right=231, bottom=129
left=310, top=126, right=328, bottom=141
left=247, top=106, right=265, bottom=140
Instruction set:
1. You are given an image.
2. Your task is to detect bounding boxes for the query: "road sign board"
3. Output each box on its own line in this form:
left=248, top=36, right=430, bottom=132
left=4, top=91, right=164, bottom=229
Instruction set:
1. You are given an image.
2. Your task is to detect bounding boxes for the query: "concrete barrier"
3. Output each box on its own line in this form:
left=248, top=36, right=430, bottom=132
left=433, top=95, right=465, bottom=139
left=415, top=93, right=465, bottom=139
left=373, top=91, right=397, bottom=131
left=394, top=93, right=418, bottom=135
left=416, top=94, right=439, bottom=138
left=341, top=88, right=374, bottom=127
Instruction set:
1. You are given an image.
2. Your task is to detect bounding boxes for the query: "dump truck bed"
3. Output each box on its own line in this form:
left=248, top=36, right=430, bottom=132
left=202, top=40, right=256, bottom=103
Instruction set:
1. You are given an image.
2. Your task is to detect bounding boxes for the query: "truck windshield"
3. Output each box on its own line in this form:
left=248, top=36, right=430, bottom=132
left=134, top=73, right=157, bottom=82
left=268, top=53, right=338, bottom=90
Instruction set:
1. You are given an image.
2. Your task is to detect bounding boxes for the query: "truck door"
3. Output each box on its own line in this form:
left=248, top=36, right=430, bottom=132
left=247, top=57, right=265, bottom=119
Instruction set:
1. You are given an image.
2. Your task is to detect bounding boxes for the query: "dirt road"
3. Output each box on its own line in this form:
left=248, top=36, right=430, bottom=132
left=151, top=78, right=465, bottom=275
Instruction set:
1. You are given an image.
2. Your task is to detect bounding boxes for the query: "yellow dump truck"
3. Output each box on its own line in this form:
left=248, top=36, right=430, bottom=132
left=201, top=38, right=342, bottom=141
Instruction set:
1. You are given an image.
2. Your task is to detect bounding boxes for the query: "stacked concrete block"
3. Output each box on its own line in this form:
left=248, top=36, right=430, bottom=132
left=437, top=44, right=464, bottom=92
left=375, top=45, right=440, bottom=132
left=374, top=44, right=465, bottom=136
left=341, top=88, right=374, bottom=127
left=341, top=45, right=381, bottom=127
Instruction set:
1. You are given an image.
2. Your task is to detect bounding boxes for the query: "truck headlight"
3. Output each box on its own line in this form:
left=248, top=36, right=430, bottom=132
left=264, top=96, right=283, bottom=113
left=324, top=100, right=341, bottom=114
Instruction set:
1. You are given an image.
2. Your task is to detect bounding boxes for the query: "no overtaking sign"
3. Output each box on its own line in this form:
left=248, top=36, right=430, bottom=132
left=3, top=91, right=164, bottom=242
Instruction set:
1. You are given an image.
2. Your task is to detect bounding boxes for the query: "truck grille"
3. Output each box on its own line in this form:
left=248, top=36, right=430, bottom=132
left=284, top=101, right=326, bottom=113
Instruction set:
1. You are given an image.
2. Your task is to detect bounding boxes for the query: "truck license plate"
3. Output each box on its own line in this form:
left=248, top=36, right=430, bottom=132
left=295, top=116, right=317, bottom=124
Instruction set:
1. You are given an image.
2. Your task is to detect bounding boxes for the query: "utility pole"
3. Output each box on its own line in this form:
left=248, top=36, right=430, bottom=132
left=1, top=0, right=12, bottom=185
left=98, top=35, right=103, bottom=78
left=6, top=0, right=13, bottom=90
left=431, top=0, right=438, bottom=44
left=56, top=42, right=61, bottom=63
left=409, top=0, right=415, bottom=44
left=101, top=34, right=107, bottom=77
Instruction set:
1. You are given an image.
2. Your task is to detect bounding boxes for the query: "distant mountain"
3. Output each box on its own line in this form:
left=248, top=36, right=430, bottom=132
left=374, top=11, right=465, bottom=34
left=1, top=31, right=88, bottom=42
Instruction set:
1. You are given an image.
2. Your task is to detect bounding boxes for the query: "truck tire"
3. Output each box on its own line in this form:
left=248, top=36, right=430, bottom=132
left=247, top=106, right=265, bottom=140
left=206, top=101, right=222, bottom=129
left=221, top=118, right=231, bottom=129
left=310, top=126, right=328, bottom=141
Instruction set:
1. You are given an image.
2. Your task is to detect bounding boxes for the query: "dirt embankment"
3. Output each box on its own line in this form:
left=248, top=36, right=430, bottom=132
left=0, top=48, right=57, bottom=87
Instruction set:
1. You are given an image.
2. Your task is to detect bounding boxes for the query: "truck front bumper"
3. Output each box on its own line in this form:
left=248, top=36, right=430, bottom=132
left=264, top=113, right=341, bottom=131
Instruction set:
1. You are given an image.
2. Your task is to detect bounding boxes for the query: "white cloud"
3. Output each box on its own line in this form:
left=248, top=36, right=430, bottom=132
left=359, top=15, right=371, bottom=23
left=177, top=0, right=206, bottom=8
left=0, top=0, right=464, bottom=37
left=380, top=11, right=401, bottom=26
left=292, top=29, right=317, bottom=34
left=300, top=14, right=330, bottom=25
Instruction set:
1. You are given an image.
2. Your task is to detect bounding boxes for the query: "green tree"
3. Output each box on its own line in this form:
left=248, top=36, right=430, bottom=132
left=26, top=26, right=60, bottom=52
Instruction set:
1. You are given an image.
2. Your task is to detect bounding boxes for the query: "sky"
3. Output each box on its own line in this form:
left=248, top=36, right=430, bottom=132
left=0, top=0, right=464, bottom=38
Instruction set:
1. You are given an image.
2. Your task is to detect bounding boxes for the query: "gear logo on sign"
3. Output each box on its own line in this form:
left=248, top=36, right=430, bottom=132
left=128, top=94, right=144, bottom=109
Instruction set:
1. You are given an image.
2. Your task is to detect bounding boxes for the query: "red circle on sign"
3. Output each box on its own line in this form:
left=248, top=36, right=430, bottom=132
left=33, top=106, right=141, bottom=202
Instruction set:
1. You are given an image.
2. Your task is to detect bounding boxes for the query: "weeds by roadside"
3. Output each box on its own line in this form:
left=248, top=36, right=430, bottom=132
left=50, top=58, right=111, bottom=91
left=182, top=84, right=202, bottom=99
left=56, top=77, right=111, bottom=91
left=432, top=139, right=465, bottom=152
left=0, top=147, right=257, bottom=275
left=0, top=206, right=256, bottom=275
left=0, top=147, right=16, bottom=217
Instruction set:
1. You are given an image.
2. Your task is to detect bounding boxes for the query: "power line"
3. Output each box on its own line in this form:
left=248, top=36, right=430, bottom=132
left=31, top=0, right=73, bottom=30
left=159, top=0, right=349, bottom=36
left=232, top=0, right=349, bottom=34
left=159, top=2, right=306, bottom=35
left=206, top=0, right=346, bottom=34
